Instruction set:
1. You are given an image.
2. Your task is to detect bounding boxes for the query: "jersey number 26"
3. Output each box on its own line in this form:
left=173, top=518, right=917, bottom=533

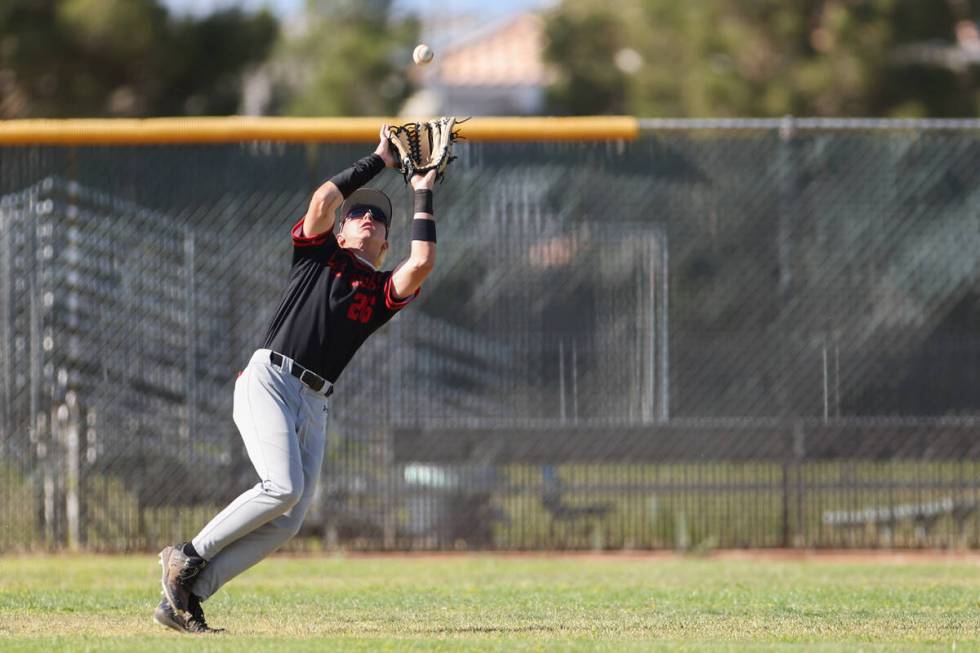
left=347, top=293, right=376, bottom=324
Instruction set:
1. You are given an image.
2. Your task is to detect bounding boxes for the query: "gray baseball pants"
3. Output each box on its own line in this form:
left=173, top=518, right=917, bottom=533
left=188, top=349, right=330, bottom=601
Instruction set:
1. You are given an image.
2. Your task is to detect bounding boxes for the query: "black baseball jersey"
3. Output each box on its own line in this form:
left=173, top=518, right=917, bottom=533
left=260, top=218, right=418, bottom=383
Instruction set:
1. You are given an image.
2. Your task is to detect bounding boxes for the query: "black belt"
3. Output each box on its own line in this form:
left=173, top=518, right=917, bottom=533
left=269, top=352, right=333, bottom=397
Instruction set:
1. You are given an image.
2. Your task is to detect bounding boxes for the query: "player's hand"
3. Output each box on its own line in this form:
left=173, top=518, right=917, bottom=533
left=410, top=169, right=437, bottom=190
left=375, top=124, right=397, bottom=168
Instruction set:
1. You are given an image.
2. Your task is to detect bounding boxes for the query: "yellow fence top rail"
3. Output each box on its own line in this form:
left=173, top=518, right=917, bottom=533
left=0, top=116, right=638, bottom=145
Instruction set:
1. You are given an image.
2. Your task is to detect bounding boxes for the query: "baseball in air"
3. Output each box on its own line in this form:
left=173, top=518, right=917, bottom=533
left=413, top=44, right=434, bottom=65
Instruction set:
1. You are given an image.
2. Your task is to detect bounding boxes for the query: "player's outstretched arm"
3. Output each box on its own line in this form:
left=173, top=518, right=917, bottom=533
left=390, top=169, right=438, bottom=299
left=303, top=125, right=397, bottom=238
left=301, top=181, right=343, bottom=238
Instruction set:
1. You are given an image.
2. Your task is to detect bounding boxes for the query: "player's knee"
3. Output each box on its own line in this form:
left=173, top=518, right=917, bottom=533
left=261, top=478, right=304, bottom=510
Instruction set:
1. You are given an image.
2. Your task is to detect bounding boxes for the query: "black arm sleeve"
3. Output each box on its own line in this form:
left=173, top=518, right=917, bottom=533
left=328, top=154, right=385, bottom=198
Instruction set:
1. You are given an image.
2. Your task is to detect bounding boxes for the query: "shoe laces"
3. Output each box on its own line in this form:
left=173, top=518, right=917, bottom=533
left=178, top=555, right=207, bottom=584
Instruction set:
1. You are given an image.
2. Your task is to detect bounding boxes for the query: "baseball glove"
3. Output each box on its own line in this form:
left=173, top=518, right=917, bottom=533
left=386, top=116, right=465, bottom=183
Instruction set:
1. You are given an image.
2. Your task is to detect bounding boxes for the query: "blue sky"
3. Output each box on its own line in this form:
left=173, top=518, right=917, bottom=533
left=161, top=0, right=548, bottom=19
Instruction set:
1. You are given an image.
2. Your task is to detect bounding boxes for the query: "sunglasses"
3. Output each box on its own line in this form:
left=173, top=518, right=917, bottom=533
left=344, top=205, right=389, bottom=226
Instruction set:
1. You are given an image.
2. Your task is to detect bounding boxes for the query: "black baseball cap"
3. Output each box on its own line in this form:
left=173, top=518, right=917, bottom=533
left=340, top=188, right=392, bottom=236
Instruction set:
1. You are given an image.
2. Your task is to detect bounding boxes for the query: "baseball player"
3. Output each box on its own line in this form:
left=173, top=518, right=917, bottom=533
left=153, top=125, right=439, bottom=634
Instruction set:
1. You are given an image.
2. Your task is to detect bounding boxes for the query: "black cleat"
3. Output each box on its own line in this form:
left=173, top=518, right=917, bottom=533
left=153, top=594, right=224, bottom=635
left=153, top=597, right=186, bottom=633
left=185, top=593, right=224, bottom=634
left=159, top=543, right=207, bottom=614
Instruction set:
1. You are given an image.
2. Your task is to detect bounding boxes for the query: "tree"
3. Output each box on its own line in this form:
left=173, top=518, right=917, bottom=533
left=266, top=0, right=419, bottom=117
left=543, top=3, right=628, bottom=115
left=543, top=0, right=980, bottom=117
left=0, top=0, right=278, bottom=118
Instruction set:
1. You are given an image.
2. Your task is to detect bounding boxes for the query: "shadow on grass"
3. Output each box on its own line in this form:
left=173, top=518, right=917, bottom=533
left=422, top=624, right=562, bottom=634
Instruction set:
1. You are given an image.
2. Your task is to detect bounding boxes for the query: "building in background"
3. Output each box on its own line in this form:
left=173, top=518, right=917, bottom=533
left=401, top=13, right=550, bottom=117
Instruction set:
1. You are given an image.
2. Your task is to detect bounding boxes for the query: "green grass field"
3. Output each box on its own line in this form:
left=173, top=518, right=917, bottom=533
left=1, top=553, right=978, bottom=652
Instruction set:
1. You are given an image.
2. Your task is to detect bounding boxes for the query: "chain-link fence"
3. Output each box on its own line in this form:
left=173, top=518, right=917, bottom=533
left=1, top=119, right=978, bottom=552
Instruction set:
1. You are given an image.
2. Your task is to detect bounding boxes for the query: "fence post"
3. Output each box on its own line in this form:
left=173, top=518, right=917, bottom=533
left=61, top=392, right=80, bottom=551
left=782, top=427, right=791, bottom=548
left=0, top=206, right=8, bottom=448
left=777, top=116, right=797, bottom=301
left=781, top=462, right=789, bottom=547
left=184, top=228, right=195, bottom=443
left=383, top=428, right=396, bottom=550
left=776, top=116, right=802, bottom=416
left=794, top=421, right=806, bottom=547
left=782, top=419, right=806, bottom=548
left=659, top=228, right=669, bottom=422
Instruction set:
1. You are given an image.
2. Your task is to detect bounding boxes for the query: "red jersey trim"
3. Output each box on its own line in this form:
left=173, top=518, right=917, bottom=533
left=291, top=217, right=334, bottom=247
left=384, top=276, right=420, bottom=311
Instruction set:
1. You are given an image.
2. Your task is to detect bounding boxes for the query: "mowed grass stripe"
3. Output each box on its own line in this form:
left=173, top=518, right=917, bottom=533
left=0, top=555, right=977, bottom=651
